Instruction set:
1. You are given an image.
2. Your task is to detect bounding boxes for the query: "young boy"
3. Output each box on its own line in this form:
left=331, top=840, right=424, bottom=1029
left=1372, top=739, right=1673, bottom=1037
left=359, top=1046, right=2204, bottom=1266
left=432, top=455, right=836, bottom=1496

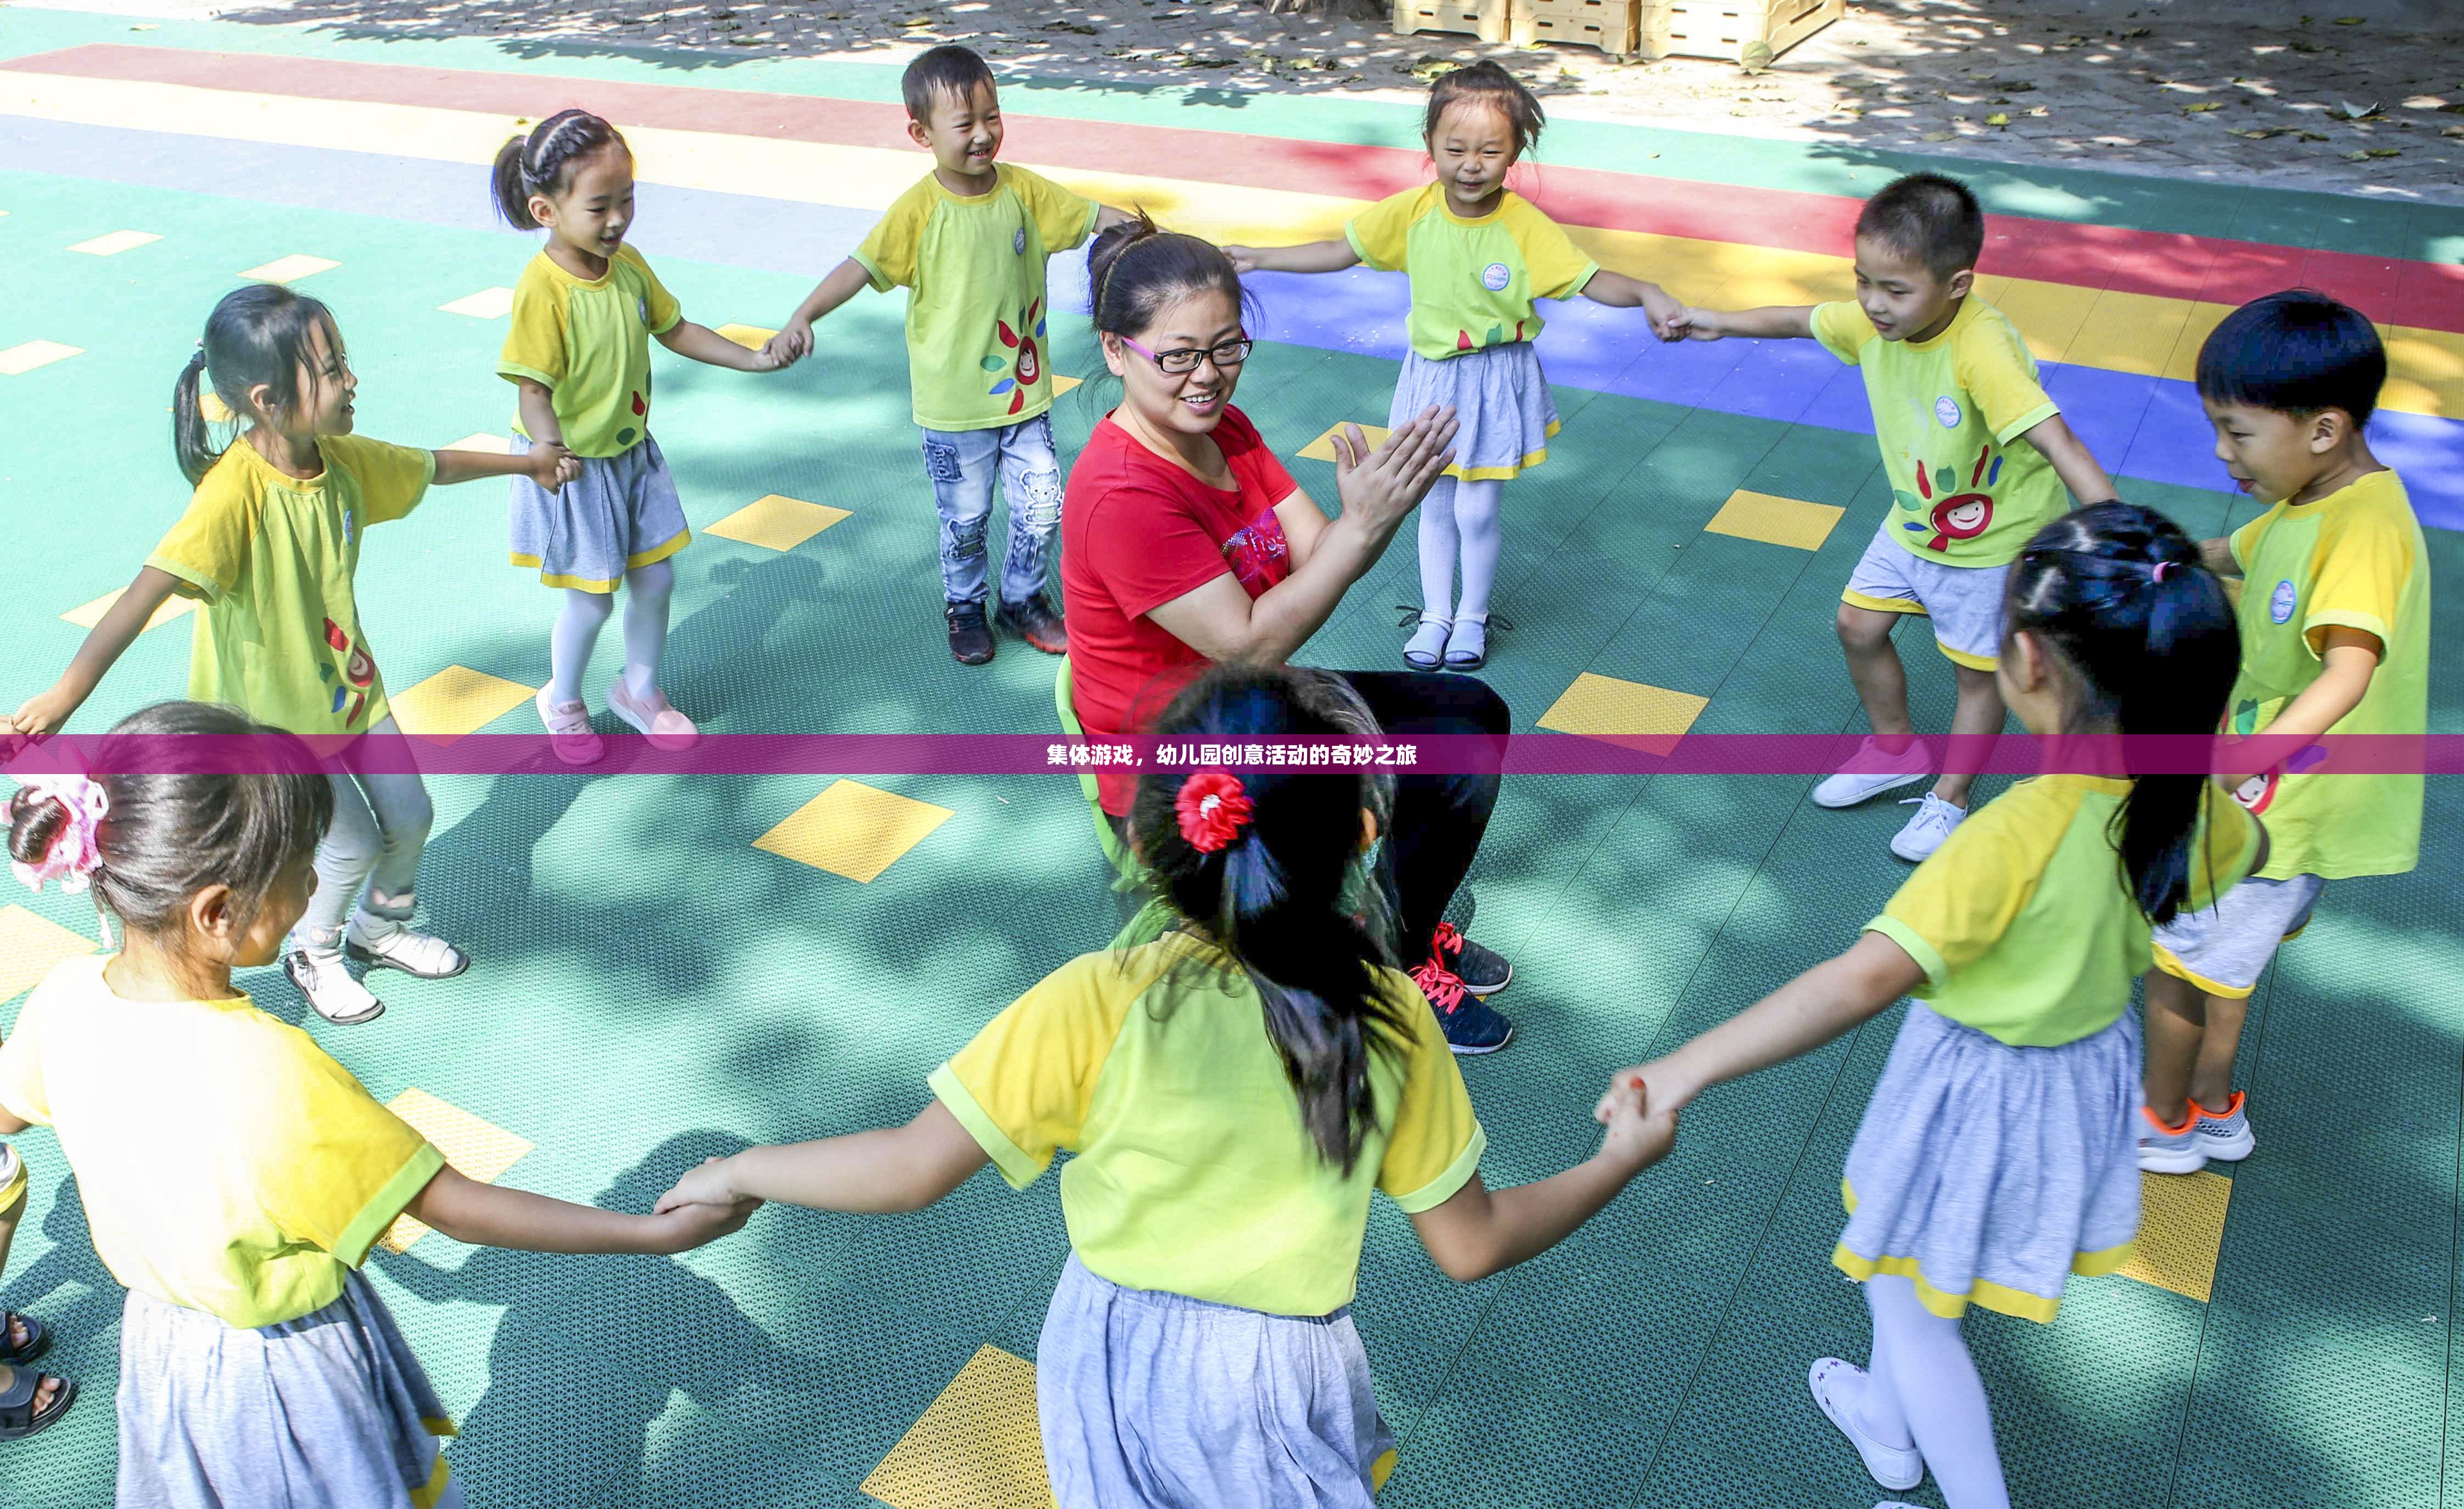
left=1673, top=172, right=2117, bottom=860
left=2138, top=291, right=2426, bottom=1174
left=764, top=44, right=1129, bottom=665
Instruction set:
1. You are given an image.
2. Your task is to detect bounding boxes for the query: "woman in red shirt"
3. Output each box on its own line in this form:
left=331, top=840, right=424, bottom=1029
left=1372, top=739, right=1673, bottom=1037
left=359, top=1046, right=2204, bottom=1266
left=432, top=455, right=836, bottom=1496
left=1061, top=217, right=1518, bottom=1053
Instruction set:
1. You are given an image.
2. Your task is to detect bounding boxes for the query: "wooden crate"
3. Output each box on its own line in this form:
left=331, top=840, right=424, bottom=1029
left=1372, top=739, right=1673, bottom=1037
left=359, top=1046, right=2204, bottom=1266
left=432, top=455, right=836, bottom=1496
left=1636, top=0, right=1842, bottom=62
left=1510, top=0, right=1638, bottom=55
left=1393, top=0, right=1512, bottom=44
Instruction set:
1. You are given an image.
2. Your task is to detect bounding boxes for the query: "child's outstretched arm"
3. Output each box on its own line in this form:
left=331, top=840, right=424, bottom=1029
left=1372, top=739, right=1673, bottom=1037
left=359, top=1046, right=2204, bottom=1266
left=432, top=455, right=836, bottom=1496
left=434, top=442, right=578, bottom=492
left=1600, top=931, right=1926, bottom=1121
left=1221, top=240, right=1361, bottom=275
left=653, top=1100, right=991, bottom=1216
left=406, top=1165, right=755, bottom=1255
left=1580, top=270, right=1686, bottom=340
left=657, top=318, right=790, bottom=373
left=2014, top=413, right=2117, bottom=504
left=765, top=258, right=873, bottom=365
left=2, top=567, right=185, bottom=739
left=1665, top=304, right=1817, bottom=342
left=1410, top=1077, right=1677, bottom=1282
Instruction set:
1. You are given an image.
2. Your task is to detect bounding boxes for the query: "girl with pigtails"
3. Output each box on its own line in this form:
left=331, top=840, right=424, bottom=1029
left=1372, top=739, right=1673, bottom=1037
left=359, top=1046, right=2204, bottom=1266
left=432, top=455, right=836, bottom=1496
left=489, top=108, right=787, bottom=766
left=4, top=283, right=576, bottom=1025
left=654, top=662, right=1676, bottom=1509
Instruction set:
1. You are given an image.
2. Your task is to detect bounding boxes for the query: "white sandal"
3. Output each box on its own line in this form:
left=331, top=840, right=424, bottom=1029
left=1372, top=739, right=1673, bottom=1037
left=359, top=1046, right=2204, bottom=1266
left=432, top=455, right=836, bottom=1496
left=346, top=915, right=470, bottom=980
left=1397, top=606, right=1451, bottom=671
left=284, top=949, right=385, bottom=1026
left=1442, top=610, right=1511, bottom=671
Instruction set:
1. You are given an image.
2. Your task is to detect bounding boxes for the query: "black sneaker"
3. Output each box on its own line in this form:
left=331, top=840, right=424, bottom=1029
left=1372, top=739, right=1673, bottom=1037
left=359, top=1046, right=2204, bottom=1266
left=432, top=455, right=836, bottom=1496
left=945, top=600, right=995, bottom=665
left=995, top=593, right=1068, bottom=655
left=1412, top=954, right=1515, bottom=1055
left=1432, top=922, right=1510, bottom=996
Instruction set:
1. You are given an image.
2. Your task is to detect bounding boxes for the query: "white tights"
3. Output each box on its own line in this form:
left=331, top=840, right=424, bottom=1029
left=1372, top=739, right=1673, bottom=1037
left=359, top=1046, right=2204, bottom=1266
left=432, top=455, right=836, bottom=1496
left=1854, top=1276, right=2010, bottom=1508
left=547, top=558, right=674, bottom=706
left=1416, top=476, right=1504, bottom=622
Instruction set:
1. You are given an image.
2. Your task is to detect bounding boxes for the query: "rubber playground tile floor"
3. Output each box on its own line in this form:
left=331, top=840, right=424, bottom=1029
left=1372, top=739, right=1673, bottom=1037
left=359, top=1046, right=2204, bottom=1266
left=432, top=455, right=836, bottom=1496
left=1, top=13, right=2461, bottom=1508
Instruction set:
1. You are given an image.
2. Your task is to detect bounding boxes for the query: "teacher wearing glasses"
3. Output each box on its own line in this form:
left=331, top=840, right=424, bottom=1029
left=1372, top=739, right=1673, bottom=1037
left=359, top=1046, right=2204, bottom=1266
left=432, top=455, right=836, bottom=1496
left=1060, top=215, right=1520, bottom=1054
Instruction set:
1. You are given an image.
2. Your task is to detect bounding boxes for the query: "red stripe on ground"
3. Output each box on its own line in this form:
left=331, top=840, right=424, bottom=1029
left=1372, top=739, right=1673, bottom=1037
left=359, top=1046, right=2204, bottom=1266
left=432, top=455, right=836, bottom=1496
left=10, top=44, right=2460, bottom=330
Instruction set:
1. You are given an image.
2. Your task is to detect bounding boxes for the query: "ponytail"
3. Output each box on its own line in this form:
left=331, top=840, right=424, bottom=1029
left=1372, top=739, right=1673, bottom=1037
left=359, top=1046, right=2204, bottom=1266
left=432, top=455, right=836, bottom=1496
left=492, top=109, right=628, bottom=230
left=1129, top=666, right=1409, bottom=1173
left=2006, top=503, right=2241, bottom=924
left=171, top=348, right=219, bottom=487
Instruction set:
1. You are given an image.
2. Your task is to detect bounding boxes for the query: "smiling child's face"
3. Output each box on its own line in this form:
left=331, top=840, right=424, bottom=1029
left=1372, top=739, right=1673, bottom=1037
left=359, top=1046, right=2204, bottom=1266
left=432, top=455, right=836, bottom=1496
left=1852, top=234, right=1967, bottom=343
left=912, top=80, right=1004, bottom=186
left=535, top=146, right=636, bottom=266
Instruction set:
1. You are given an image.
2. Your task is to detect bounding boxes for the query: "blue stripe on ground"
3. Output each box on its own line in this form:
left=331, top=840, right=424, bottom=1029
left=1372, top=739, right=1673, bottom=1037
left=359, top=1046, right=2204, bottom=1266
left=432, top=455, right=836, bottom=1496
left=10, top=114, right=2460, bottom=530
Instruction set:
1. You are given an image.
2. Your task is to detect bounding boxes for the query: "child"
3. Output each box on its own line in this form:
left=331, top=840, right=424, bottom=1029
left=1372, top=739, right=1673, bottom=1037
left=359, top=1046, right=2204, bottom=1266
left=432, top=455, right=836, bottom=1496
left=2139, top=291, right=2426, bottom=1174
left=0, top=1042, right=60, bottom=1440
left=761, top=46, right=1131, bottom=666
left=492, top=108, right=787, bottom=761
left=1672, top=172, right=2118, bottom=861
left=656, top=664, right=1675, bottom=1506
left=1605, top=505, right=2257, bottom=1509
left=3, top=284, right=577, bottom=1026
left=0, top=702, right=753, bottom=1507
left=1225, top=60, right=1683, bottom=672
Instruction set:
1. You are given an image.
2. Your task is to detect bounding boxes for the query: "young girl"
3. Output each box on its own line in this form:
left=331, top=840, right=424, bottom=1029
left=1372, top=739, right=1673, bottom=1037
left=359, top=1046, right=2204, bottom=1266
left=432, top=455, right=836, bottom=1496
left=1603, top=504, right=2259, bottom=1509
left=492, top=108, right=787, bottom=764
left=657, top=664, right=1676, bottom=1506
left=0, top=702, right=753, bottom=1508
left=4, top=284, right=577, bottom=1026
left=1226, top=60, right=1682, bottom=671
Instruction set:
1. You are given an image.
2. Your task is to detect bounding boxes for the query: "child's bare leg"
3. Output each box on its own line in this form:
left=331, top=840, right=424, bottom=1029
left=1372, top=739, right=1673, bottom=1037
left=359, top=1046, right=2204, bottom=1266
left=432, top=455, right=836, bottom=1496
left=2187, top=994, right=2248, bottom=1116
left=2142, top=970, right=2208, bottom=1126
left=1838, top=605, right=1915, bottom=747
left=1932, top=663, right=2006, bottom=809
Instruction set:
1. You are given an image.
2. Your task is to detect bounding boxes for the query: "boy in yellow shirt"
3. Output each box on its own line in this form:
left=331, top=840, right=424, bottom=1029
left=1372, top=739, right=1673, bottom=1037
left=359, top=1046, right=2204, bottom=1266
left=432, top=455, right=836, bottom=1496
left=1672, top=173, right=2117, bottom=861
left=764, top=45, right=1131, bottom=665
left=2139, top=291, right=2427, bottom=1174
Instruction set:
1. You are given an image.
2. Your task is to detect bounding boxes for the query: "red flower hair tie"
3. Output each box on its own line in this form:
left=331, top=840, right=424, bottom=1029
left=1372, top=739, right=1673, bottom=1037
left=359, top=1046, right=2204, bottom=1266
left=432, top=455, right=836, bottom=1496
left=1175, top=771, right=1253, bottom=854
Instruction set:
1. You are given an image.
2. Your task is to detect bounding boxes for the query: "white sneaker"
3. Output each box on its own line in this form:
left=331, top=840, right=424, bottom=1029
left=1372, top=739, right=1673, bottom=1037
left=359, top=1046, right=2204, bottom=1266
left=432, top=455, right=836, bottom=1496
left=2137, top=1104, right=2207, bottom=1174
left=1809, top=1358, right=1924, bottom=1492
left=284, top=949, right=385, bottom=1025
left=1811, top=737, right=1933, bottom=808
left=2195, top=1091, right=2256, bottom=1162
left=1888, top=792, right=1967, bottom=862
left=345, top=915, right=469, bottom=980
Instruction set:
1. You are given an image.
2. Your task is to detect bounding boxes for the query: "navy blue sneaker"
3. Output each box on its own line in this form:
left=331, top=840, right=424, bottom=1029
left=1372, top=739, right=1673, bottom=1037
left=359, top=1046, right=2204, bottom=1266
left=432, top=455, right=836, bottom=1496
left=1432, top=922, right=1510, bottom=996
left=1414, top=951, right=1515, bottom=1055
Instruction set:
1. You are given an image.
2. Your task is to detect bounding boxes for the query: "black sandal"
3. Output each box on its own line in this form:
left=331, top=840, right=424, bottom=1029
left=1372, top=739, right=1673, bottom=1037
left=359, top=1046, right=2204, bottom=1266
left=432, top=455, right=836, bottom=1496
left=0, top=1364, right=76, bottom=1441
left=0, top=1313, right=46, bottom=1368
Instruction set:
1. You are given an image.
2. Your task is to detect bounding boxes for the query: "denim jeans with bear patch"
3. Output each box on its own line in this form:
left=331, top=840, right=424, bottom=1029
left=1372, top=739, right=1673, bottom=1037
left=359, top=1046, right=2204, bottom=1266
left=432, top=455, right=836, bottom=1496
left=919, top=413, right=1063, bottom=608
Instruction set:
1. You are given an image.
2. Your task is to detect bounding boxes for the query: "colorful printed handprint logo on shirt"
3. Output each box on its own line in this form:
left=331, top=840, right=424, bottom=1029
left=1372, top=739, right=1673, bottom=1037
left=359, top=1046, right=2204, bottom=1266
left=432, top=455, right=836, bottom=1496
left=1895, top=445, right=2003, bottom=552
left=316, top=616, right=376, bottom=727
left=980, top=298, right=1047, bottom=415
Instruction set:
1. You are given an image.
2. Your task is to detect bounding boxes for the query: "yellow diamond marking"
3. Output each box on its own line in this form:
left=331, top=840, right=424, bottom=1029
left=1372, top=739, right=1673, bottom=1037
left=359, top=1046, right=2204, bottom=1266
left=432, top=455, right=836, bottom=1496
left=0, top=341, right=83, bottom=376
left=61, top=586, right=198, bottom=634
left=68, top=230, right=161, bottom=257
left=2119, top=1169, right=2232, bottom=1303
left=715, top=323, right=776, bottom=350
left=861, top=1345, right=1054, bottom=1509
left=1537, top=673, right=1710, bottom=756
left=0, top=905, right=98, bottom=1005
left=755, top=780, right=954, bottom=884
left=391, top=666, right=536, bottom=746
left=1296, top=421, right=1391, bottom=463
left=706, top=494, right=851, bottom=552
left=1703, top=488, right=1847, bottom=552
left=379, top=1089, right=534, bottom=1253
left=445, top=432, right=514, bottom=456
left=439, top=287, right=517, bottom=320
left=241, top=254, right=338, bottom=283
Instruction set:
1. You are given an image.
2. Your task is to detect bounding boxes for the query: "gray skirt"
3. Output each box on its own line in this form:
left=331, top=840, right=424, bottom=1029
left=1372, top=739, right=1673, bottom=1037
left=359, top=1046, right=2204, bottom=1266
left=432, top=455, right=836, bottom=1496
left=509, top=433, right=690, bottom=592
left=1038, top=1255, right=1396, bottom=1508
left=116, top=1271, right=461, bottom=1509
left=1835, top=1001, right=2143, bottom=1324
left=1386, top=340, right=1559, bottom=481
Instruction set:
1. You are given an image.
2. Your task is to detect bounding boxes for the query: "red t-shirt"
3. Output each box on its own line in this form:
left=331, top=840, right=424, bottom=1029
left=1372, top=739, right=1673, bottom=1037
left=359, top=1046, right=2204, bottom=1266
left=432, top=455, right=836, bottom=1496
left=1062, top=406, right=1301, bottom=813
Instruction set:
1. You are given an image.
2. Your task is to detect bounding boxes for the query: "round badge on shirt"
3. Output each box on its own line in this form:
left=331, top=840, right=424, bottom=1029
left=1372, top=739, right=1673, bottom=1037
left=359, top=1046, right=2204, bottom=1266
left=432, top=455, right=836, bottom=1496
left=2269, top=579, right=2297, bottom=624
left=1480, top=261, right=1511, bottom=292
left=1934, top=395, right=1963, bottom=429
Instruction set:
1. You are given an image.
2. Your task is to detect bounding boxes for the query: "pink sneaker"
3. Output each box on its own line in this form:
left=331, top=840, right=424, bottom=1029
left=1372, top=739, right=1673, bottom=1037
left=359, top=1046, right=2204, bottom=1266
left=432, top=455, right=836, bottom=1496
left=608, top=675, right=699, bottom=751
left=535, top=687, right=604, bottom=766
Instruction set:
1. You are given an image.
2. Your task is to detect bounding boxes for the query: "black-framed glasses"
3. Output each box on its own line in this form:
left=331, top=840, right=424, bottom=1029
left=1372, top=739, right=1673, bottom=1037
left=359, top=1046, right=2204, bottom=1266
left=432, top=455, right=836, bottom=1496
left=1118, top=332, right=1253, bottom=375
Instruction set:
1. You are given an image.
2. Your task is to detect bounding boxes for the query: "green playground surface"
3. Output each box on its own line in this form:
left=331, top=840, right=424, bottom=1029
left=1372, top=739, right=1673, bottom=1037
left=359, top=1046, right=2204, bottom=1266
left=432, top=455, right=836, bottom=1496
left=1, top=14, right=2461, bottom=1508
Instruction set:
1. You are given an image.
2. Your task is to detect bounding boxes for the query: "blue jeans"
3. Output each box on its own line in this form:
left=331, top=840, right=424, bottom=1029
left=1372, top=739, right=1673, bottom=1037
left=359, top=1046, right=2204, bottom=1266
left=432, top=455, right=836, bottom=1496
left=920, top=414, right=1064, bottom=607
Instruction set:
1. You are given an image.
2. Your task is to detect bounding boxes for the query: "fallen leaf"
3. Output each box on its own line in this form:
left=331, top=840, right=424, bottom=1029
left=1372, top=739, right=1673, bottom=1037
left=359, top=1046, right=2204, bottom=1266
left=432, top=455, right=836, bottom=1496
left=1999, top=78, right=2037, bottom=92
left=2230, top=127, right=2281, bottom=139
left=2119, top=26, right=2151, bottom=38
left=2332, top=100, right=2381, bottom=120
left=2297, top=130, right=2331, bottom=140
left=2445, top=124, right=2464, bottom=137
left=2183, top=101, right=2222, bottom=112
left=1986, top=111, right=2010, bottom=126
left=2332, top=13, right=2363, bottom=22
left=2366, top=147, right=2401, bottom=157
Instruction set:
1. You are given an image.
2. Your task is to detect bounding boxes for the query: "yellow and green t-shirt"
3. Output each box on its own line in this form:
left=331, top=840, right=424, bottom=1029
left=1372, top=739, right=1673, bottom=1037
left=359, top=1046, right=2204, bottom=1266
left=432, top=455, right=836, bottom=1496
left=1866, top=775, right=2261, bottom=1047
left=2221, top=467, right=2427, bottom=880
left=930, top=931, right=1486, bottom=1317
left=855, top=164, right=1099, bottom=433
left=1346, top=185, right=1598, bottom=363
left=146, top=434, right=432, bottom=737
left=499, top=245, right=681, bottom=457
left=0, top=954, right=446, bottom=1330
left=1813, top=295, right=2070, bottom=567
